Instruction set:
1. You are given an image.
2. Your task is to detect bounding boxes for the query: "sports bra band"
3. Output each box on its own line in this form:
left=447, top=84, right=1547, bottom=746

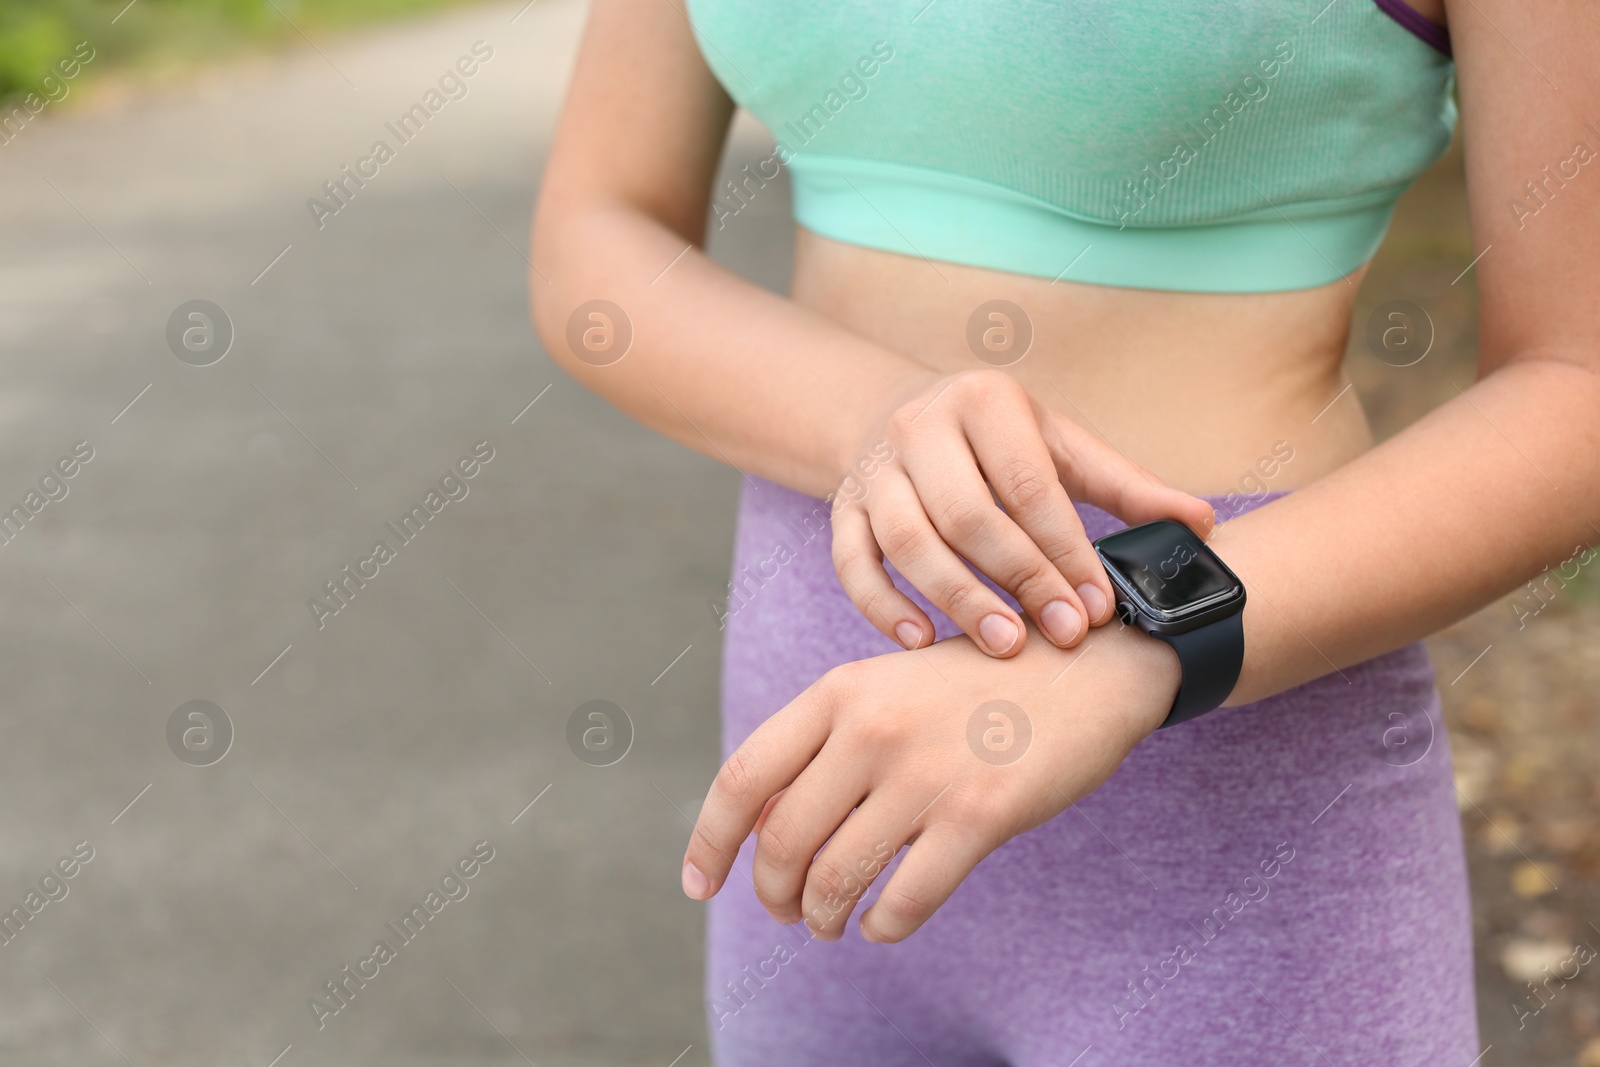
left=1374, top=0, right=1452, bottom=57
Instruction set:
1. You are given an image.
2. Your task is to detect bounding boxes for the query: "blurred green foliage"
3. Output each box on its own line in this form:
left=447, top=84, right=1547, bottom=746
left=0, top=0, right=482, bottom=102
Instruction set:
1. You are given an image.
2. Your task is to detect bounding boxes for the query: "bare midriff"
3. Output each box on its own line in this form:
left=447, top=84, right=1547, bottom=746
left=789, top=226, right=1375, bottom=496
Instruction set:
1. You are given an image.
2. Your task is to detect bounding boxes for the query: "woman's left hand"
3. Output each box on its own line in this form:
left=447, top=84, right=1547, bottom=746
left=680, top=622, right=1181, bottom=943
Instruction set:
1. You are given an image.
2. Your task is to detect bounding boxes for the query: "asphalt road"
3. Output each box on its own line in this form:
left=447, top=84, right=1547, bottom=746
left=0, top=2, right=785, bottom=1063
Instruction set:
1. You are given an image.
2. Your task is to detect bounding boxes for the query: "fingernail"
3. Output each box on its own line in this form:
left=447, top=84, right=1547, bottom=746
left=1076, top=583, right=1108, bottom=624
left=894, top=621, right=922, bottom=649
left=682, top=860, right=711, bottom=899
left=977, top=613, right=1019, bottom=655
left=1039, top=599, right=1082, bottom=645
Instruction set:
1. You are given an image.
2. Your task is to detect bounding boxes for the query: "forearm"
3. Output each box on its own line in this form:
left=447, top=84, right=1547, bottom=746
left=530, top=196, right=934, bottom=498
left=1213, top=355, right=1600, bottom=705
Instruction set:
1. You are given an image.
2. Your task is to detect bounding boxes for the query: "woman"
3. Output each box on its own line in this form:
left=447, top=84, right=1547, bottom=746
left=532, top=1, right=1597, bottom=1062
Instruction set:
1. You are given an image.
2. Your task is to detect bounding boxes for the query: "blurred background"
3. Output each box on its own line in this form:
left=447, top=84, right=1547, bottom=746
left=1, top=1, right=1596, bottom=1064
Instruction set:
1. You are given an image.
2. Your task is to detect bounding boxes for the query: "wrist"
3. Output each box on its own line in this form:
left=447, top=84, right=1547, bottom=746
left=830, top=363, right=941, bottom=489
left=1200, top=518, right=1260, bottom=708
left=1101, top=620, right=1182, bottom=740
left=1027, top=618, right=1178, bottom=746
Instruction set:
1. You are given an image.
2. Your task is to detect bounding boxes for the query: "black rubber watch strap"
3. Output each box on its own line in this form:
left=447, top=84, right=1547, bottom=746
left=1155, top=611, right=1245, bottom=729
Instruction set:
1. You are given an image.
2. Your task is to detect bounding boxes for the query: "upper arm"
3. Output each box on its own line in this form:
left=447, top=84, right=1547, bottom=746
left=537, top=0, right=736, bottom=243
left=1448, top=0, right=1600, bottom=374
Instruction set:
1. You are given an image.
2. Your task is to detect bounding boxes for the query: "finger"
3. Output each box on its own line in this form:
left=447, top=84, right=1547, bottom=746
left=752, top=789, right=786, bottom=836
left=1042, top=413, right=1218, bottom=539
left=857, top=823, right=992, bottom=944
left=909, top=419, right=1099, bottom=640
left=798, top=789, right=915, bottom=940
left=683, top=684, right=834, bottom=900
left=830, top=493, right=936, bottom=650
left=866, top=475, right=1028, bottom=658
left=750, top=752, right=870, bottom=924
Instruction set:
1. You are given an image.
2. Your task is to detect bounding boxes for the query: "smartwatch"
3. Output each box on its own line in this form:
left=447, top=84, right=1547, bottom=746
left=1092, top=519, right=1246, bottom=729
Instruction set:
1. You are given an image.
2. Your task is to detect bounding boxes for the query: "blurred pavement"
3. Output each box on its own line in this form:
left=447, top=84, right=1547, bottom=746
left=0, top=1, right=790, bottom=1063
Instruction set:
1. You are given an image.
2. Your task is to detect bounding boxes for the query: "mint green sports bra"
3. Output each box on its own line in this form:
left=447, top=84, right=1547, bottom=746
left=685, top=1, right=1457, bottom=292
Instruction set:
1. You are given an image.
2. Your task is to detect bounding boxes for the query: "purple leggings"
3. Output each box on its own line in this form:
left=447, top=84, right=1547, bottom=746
left=708, top=476, right=1478, bottom=1066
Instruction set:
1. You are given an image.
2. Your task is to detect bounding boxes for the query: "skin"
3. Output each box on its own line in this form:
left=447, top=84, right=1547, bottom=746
left=531, top=0, right=1600, bottom=943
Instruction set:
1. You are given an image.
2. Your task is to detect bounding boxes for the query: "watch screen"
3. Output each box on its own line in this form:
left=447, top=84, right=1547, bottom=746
left=1097, top=521, right=1239, bottom=615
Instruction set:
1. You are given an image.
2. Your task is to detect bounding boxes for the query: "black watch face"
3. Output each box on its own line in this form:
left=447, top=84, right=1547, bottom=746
left=1094, top=520, right=1242, bottom=620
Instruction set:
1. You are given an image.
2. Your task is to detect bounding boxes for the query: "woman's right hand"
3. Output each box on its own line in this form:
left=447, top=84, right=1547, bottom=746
left=830, top=367, right=1216, bottom=657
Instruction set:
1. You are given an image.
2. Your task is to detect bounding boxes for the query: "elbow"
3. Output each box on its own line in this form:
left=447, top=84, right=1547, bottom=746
left=528, top=189, right=628, bottom=376
left=529, top=188, right=651, bottom=376
left=528, top=284, right=565, bottom=371
left=527, top=194, right=568, bottom=363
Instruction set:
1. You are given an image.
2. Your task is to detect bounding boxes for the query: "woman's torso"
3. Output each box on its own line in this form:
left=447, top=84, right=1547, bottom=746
left=691, top=0, right=1455, bottom=494
left=791, top=233, right=1370, bottom=494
